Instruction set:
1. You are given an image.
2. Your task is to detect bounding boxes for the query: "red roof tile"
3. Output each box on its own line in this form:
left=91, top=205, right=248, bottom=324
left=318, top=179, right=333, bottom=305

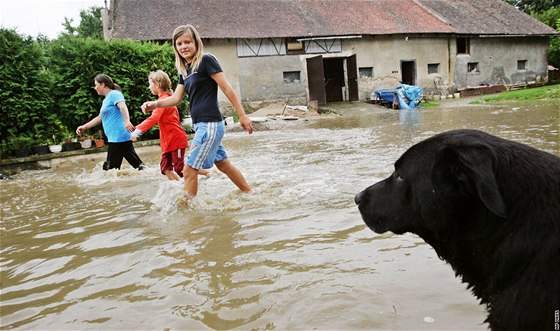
left=109, top=0, right=556, bottom=41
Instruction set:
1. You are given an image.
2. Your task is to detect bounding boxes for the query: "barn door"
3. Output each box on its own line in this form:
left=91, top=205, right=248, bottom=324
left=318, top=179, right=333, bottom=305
left=324, top=58, right=344, bottom=102
left=306, top=56, right=326, bottom=105
left=347, top=54, right=359, bottom=101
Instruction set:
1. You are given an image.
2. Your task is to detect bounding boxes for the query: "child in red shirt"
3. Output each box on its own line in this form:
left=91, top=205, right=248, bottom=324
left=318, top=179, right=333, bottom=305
left=132, top=70, right=210, bottom=180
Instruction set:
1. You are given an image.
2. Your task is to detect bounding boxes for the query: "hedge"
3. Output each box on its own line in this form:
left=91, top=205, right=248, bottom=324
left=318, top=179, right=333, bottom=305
left=1, top=29, right=184, bottom=158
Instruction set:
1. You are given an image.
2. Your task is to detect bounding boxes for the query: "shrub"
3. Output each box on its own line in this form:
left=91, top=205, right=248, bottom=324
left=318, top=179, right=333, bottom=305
left=0, top=29, right=54, bottom=147
left=0, top=29, right=188, bottom=157
left=46, top=37, right=181, bottom=133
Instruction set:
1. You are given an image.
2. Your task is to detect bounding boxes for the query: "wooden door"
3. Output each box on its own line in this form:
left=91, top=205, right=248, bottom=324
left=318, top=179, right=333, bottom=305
left=347, top=54, right=359, bottom=101
left=306, top=56, right=326, bottom=105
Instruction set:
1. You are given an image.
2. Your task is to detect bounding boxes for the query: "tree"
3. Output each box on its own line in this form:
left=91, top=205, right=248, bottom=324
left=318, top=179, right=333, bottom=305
left=505, top=0, right=560, bottom=13
left=548, top=19, right=560, bottom=68
left=505, top=1, right=560, bottom=68
left=62, top=6, right=103, bottom=39
left=531, top=7, right=560, bottom=29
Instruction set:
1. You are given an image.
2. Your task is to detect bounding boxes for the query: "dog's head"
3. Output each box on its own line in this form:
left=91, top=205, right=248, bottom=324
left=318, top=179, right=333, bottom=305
left=355, top=130, right=507, bottom=236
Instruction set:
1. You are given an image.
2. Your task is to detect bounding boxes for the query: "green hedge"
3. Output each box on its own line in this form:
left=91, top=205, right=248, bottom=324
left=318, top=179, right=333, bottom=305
left=0, top=29, right=54, bottom=154
left=1, top=29, right=185, bottom=157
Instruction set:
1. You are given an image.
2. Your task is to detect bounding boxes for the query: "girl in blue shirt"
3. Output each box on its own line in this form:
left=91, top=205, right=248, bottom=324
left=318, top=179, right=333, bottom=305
left=76, top=74, right=145, bottom=170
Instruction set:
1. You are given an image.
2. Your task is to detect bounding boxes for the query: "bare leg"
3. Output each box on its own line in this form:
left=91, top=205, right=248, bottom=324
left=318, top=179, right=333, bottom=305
left=198, top=165, right=217, bottom=176
left=215, top=159, right=251, bottom=192
left=183, top=165, right=199, bottom=197
left=164, top=170, right=180, bottom=181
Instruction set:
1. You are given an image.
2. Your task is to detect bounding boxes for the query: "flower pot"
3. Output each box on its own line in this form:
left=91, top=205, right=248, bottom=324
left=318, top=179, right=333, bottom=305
left=62, top=142, right=81, bottom=151
left=14, top=148, right=30, bottom=158
left=80, top=139, right=92, bottom=149
left=32, top=145, right=51, bottom=155
left=94, top=139, right=105, bottom=148
left=49, top=145, right=62, bottom=153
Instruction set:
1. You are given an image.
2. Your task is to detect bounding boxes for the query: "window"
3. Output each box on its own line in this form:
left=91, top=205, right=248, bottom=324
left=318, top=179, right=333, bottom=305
left=457, top=37, right=470, bottom=54
left=359, top=67, right=373, bottom=78
left=305, top=39, right=342, bottom=54
left=517, top=60, right=527, bottom=70
left=468, top=62, right=479, bottom=73
left=427, top=63, right=440, bottom=74
left=237, top=38, right=286, bottom=57
left=283, top=71, right=301, bottom=84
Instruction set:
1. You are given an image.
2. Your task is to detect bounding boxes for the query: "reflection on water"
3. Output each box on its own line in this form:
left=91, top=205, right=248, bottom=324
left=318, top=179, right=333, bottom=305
left=1, top=99, right=558, bottom=330
left=399, top=108, right=422, bottom=132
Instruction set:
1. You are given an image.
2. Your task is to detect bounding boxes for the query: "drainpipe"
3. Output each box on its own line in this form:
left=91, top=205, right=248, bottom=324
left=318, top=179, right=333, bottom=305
left=101, top=0, right=111, bottom=41
left=448, top=37, right=452, bottom=92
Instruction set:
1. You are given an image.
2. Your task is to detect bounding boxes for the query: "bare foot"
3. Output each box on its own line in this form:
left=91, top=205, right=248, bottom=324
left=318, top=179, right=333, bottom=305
left=178, top=192, right=195, bottom=207
left=198, top=166, right=217, bottom=177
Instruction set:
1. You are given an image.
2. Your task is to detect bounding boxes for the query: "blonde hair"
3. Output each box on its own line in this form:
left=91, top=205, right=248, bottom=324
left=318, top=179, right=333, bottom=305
left=148, top=70, right=174, bottom=94
left=172, top=25, right=204, bottom=78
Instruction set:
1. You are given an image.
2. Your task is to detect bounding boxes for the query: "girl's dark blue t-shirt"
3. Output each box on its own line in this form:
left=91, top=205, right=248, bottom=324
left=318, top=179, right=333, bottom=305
left=178, top=54, right=223, bottom=123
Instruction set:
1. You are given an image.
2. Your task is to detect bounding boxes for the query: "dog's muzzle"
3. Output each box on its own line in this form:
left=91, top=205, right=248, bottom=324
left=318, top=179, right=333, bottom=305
left=354, top=191, right=364, bottom=205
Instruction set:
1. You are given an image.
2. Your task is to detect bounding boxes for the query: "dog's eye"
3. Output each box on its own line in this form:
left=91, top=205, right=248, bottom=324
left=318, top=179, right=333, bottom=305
left=395, top=174, right=404, bottom=182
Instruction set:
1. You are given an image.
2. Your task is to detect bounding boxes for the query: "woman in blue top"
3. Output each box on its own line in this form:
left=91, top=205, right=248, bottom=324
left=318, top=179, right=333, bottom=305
left=76, top=74, right=145, bottom=170
left=142, top=25, right=253, bottom=204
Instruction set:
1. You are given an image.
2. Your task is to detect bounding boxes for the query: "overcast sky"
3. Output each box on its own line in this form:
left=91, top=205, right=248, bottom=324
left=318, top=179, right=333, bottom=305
left=0, top=0, right=106, bottom=39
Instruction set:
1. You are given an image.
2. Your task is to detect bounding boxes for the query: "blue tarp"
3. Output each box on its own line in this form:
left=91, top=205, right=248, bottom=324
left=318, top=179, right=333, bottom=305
left=373, top=84, right=424, bottom=109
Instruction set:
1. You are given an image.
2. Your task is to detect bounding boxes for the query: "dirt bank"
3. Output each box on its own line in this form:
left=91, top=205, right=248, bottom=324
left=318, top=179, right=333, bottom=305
left=227, top=102, right=339, bottom=132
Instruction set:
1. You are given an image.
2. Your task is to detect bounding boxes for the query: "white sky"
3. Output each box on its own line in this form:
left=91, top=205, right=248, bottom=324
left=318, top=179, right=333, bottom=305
left=0, top=0, right=106, bottom=39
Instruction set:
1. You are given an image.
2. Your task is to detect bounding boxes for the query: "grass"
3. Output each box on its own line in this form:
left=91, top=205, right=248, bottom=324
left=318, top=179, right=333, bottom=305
left=469, top=83, right=560, bottom=104
left=421, top=101, right=439, bottom=108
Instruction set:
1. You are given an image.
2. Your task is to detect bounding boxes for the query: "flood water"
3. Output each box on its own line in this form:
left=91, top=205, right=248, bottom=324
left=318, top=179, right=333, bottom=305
left=1, top=99, right=558, bottom=330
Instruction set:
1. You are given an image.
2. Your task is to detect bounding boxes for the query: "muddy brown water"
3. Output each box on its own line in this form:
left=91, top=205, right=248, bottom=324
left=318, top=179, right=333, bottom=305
left=1, top=98, right=558, bottom=330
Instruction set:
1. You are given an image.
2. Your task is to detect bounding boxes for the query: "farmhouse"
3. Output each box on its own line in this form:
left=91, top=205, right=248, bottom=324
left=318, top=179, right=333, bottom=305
left=103, top=0, right=557, bottom=105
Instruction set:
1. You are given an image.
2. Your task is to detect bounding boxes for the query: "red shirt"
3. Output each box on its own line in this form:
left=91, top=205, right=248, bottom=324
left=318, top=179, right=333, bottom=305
left=136, top=92, right=188, bottom=153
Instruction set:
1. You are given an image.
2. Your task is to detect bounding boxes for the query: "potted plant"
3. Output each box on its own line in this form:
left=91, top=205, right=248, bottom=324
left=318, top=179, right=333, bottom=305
left=47, top=134, right=63, bottom=153
left=61, top=130, right=80, bottom=151
left=8, top=132, right=34, bottom=158
left=31, top=144, right=51, bottom=155
left=48, top=144, right=62, bottom=153
left=78, top=135, right=93, bottom=149
left=93, top=130, right=105, bottom=148
left=31, top=125, right=51, bottom=155
left=12, top=137, right=32, bottom=157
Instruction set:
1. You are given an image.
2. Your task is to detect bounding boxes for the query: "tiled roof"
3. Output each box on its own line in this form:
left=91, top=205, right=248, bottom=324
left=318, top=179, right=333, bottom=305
left=109, top=0, right=556, bottom=41
left=416, top=0, right=557, bottom=35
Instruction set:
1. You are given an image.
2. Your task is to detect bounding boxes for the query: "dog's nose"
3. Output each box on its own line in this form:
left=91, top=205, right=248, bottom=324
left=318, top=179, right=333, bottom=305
left=354, top=191, right=363, bottom=205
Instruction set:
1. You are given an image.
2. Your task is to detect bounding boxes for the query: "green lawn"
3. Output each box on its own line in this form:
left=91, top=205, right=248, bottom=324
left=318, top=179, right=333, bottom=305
left=469, top=84, right=560, bottom=104
left=421, top=101, right=439, bottom=108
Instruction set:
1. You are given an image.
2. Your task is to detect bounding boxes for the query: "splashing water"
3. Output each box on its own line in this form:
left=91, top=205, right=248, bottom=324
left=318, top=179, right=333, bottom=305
left=1, top=100, right=558, bottom=330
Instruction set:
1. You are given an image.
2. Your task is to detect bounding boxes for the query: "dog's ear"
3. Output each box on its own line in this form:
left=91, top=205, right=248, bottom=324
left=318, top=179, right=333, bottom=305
left=432, top=144, right=507, bottom=218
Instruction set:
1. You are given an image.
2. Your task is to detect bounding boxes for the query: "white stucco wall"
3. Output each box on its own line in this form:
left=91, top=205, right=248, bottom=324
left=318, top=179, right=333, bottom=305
left=362, top=35, right=452, bottom=95
left=202, top=39, right=242, bottom=106
left=453, top=37, right=550, bottom=89
left=203, top=35, right=550, bottom=104
left=237, top=55, right=308, bottom=102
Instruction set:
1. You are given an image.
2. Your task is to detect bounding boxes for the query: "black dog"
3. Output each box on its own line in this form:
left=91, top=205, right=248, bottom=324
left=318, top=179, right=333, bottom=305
left=355, top=129, right=559, bottom=331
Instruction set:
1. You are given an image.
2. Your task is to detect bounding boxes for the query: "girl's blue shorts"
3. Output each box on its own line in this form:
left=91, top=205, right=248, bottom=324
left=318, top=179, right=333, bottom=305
left=186, top=121, right=228, bottom=170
